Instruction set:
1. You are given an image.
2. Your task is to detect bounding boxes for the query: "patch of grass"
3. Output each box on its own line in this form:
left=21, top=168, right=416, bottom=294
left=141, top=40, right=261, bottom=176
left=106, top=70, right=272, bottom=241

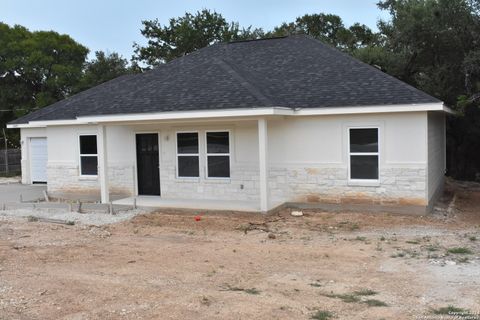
left=323, top=293, right=360, bottom=303
left=310, top=282, right=322, bottom=287
left=206, top=270, right=216, bottom=277
left=390, top=252, right=405, bottom=258
left=469, top=236, right=477, bottom=242
left=354, top=289, right=377, bottom=296
left=349, top=223, right=360, bottom=231
left=391, top=248, right=419, bottom=258
left=380, top=236, right=386, bottom=241
left=323, top=290, right=386, bottom=308
left=220, top=284, right=260, bottom=295
left=355, top=236, right=367, bottom=241
left=447, top=247, right=473, bottom=255
left=27, top=215, right=39, bottom=222
left=406, top=240, right=420, bottom=244
left=200, top=296, right=211, bottom=306
left=244, top=288, right=261, bottom=295
left=425, top=245, right=439, bottom=252
left=0, top=172, right=21, bottom=178
left=311, top=310, right=333, bottom=320
left=432, top=305, right=468, bottom=315
left=66, top=220, right=75, bottom=226
left=363, top=299, right=388, bottom=307
left=458, top=257, right=470, bottom=264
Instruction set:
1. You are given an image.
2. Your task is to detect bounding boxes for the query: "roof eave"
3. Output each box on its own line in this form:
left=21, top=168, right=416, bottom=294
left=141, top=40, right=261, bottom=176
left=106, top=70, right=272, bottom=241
left=7, top=102, right=448, bottom=129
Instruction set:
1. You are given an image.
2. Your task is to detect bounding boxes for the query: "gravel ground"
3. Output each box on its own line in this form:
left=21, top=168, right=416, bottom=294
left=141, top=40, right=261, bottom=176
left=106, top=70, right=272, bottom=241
left=0, top=200, right=479, bottom=320
left=0, top=179, right=478, bottom=319
left=0, top=207, right=153, bottom=226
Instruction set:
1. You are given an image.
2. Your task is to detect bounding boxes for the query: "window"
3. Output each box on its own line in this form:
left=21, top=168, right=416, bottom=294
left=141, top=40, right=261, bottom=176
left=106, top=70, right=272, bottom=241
left=349, top=128, right=379, bottom=180
left=176, top=132, right=199, bottom=177
left=206, top=131, right=230, bottom=178
left=79, top=135, right=98, bottom=176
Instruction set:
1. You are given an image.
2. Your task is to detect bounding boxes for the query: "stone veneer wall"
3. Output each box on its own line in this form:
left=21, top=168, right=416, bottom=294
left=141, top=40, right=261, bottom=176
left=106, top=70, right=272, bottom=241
left=108, top=165, right=136, bottom=197
left=47, top=164, right=100, bottom=197
left=159, top=163, right=260, bottom=201
left=269, top=165, right=427, bottom=206
left=47, top=164, right=135, bottom=198
left=47, top=162, right=427, bottom=207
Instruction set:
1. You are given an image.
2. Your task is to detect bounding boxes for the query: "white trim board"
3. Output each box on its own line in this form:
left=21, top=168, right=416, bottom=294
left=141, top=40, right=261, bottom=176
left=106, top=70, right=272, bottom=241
left=7, top=103, right=450, bottom=129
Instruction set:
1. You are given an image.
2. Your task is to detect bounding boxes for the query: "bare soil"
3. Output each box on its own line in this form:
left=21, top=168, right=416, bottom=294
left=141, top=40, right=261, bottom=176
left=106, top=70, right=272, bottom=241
left=1, top=181, right=479, bottom=319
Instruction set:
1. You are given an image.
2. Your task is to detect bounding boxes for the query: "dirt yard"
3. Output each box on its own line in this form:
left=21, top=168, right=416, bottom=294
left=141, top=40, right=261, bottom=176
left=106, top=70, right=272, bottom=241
left=1, top=181, right=479, bottom=320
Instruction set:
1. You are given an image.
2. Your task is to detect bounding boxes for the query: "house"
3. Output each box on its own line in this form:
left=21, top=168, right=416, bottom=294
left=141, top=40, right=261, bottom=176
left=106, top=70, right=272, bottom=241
left=7, top=35, right=451, bottom=214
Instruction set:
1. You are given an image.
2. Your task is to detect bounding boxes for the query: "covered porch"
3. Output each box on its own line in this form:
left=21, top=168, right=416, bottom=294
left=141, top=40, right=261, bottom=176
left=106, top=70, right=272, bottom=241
left=96, top=116, right=274, bottom=213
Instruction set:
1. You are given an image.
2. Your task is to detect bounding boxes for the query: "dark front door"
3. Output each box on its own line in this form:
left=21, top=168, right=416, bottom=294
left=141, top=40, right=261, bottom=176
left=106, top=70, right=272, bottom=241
left=136, top=134, right=160, bottom=195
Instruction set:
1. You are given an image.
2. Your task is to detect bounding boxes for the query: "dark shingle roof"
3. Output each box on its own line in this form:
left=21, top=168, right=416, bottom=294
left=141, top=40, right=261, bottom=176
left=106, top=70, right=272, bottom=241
left=10, top=35, right=440, bottom=124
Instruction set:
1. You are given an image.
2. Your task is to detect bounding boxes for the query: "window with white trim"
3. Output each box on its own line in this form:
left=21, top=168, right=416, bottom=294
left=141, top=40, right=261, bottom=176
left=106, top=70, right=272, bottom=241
left=206, top=131, right=230, bottom=178
left=176, top=132, right=200, bottom=178
left=349, top=128, right=379, bottom=180
left=79, top=135, right=98, bottom=176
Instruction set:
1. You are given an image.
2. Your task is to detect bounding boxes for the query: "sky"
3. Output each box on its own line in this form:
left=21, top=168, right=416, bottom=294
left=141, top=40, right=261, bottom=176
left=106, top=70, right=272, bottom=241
left=2, top=0, right=390, bottom=61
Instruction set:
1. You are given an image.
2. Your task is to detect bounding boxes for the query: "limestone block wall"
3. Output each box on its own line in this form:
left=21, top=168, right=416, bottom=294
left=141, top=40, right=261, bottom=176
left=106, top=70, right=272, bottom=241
left=47, top=163, right=135, bottom=198
left=107, top=164, right=135, bottom=197
left=47, top=163, right=100, bottom=197
left=159, top=163, right=260, bottom=201
left=268, top=165, right=427, bottom=206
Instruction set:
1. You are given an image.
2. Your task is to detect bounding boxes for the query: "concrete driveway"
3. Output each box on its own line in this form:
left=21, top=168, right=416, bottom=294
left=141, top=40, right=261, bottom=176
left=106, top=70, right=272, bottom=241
left=0, top=184, right=47, bottom=203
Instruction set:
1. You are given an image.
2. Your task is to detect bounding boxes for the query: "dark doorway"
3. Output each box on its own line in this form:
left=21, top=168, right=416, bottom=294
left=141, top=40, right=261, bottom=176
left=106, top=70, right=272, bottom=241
left=136, top=134, right=160, bottom=195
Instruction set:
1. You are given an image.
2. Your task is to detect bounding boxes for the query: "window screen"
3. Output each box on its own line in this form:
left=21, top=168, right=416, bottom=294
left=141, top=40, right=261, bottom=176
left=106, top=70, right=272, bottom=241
left=177, top=132, right=199, bottom=177
left=349, top=128, right=379, bottom=180
left=206, top=132, right=230, bottom=178
left=79, top=135, right=98, bottom=176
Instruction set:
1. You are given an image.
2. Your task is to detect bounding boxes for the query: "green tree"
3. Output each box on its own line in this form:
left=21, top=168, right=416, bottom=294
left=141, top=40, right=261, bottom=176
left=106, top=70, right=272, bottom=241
left=132, top=9, right=263, bottom=67
left=375, top=0, right=480, bottom=103
left=0, top=23, right=88, bottom=147
left=369, top=0, right=480, bottom=180
left=267, top=14, right=379, bottom=51
left=74, top=51, right=131, bottom=93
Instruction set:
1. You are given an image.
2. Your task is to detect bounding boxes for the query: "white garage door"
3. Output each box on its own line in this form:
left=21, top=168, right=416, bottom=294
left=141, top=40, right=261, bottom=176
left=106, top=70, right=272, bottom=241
left=30, top=137, right=48, bottom=183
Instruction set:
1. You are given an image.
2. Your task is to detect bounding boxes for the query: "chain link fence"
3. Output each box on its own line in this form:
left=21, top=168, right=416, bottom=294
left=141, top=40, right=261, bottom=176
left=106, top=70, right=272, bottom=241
left=0, top=149, right=21, bottom=176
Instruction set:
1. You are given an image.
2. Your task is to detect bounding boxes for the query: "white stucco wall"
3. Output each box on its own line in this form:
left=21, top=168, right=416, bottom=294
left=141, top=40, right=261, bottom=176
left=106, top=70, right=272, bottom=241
left=427, top=112, right=446, bottom=204
left=266, top=112, right=428, bottom=206
left=20, top=111, right=438, bottom=209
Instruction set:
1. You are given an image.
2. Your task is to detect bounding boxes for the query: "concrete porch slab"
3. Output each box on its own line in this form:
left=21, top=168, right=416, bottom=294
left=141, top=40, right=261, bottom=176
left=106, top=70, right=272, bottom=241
left=113, top=196, right=263, bottom=213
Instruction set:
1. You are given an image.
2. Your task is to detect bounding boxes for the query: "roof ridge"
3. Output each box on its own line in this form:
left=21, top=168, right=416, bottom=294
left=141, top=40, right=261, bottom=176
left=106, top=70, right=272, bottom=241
left=214, top=58, right=274, bottom=107
left=227, top=36, right=288, bottom=44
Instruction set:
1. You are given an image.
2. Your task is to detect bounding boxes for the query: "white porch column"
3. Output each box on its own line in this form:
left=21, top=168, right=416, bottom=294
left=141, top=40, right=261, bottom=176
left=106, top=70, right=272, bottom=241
left=97, top=125, right=109, bottom=203
left=258, top=118, right=269, bottom=212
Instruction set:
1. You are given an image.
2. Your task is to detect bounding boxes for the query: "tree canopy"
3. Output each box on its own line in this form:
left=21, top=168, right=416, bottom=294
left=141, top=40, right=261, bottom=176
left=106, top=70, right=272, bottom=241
left=266, top=14, right=379, bottom=51
left=0, top=23, right=132, bottom=147
left=73, top=51, right=131, bottom=94
left=370, top=0, right=480, bottom=180
left=132, top=9, right=264, bottom=66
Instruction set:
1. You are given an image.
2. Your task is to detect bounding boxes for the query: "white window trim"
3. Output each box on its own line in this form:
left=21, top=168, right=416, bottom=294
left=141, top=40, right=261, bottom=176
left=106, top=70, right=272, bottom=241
left=78, top=134, right=98, bottom=178
left=205, top=130, right=231, bottom=180
left=175, top=131, right=200, bottom=179
left=347, top=127, right=380, bottom=186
